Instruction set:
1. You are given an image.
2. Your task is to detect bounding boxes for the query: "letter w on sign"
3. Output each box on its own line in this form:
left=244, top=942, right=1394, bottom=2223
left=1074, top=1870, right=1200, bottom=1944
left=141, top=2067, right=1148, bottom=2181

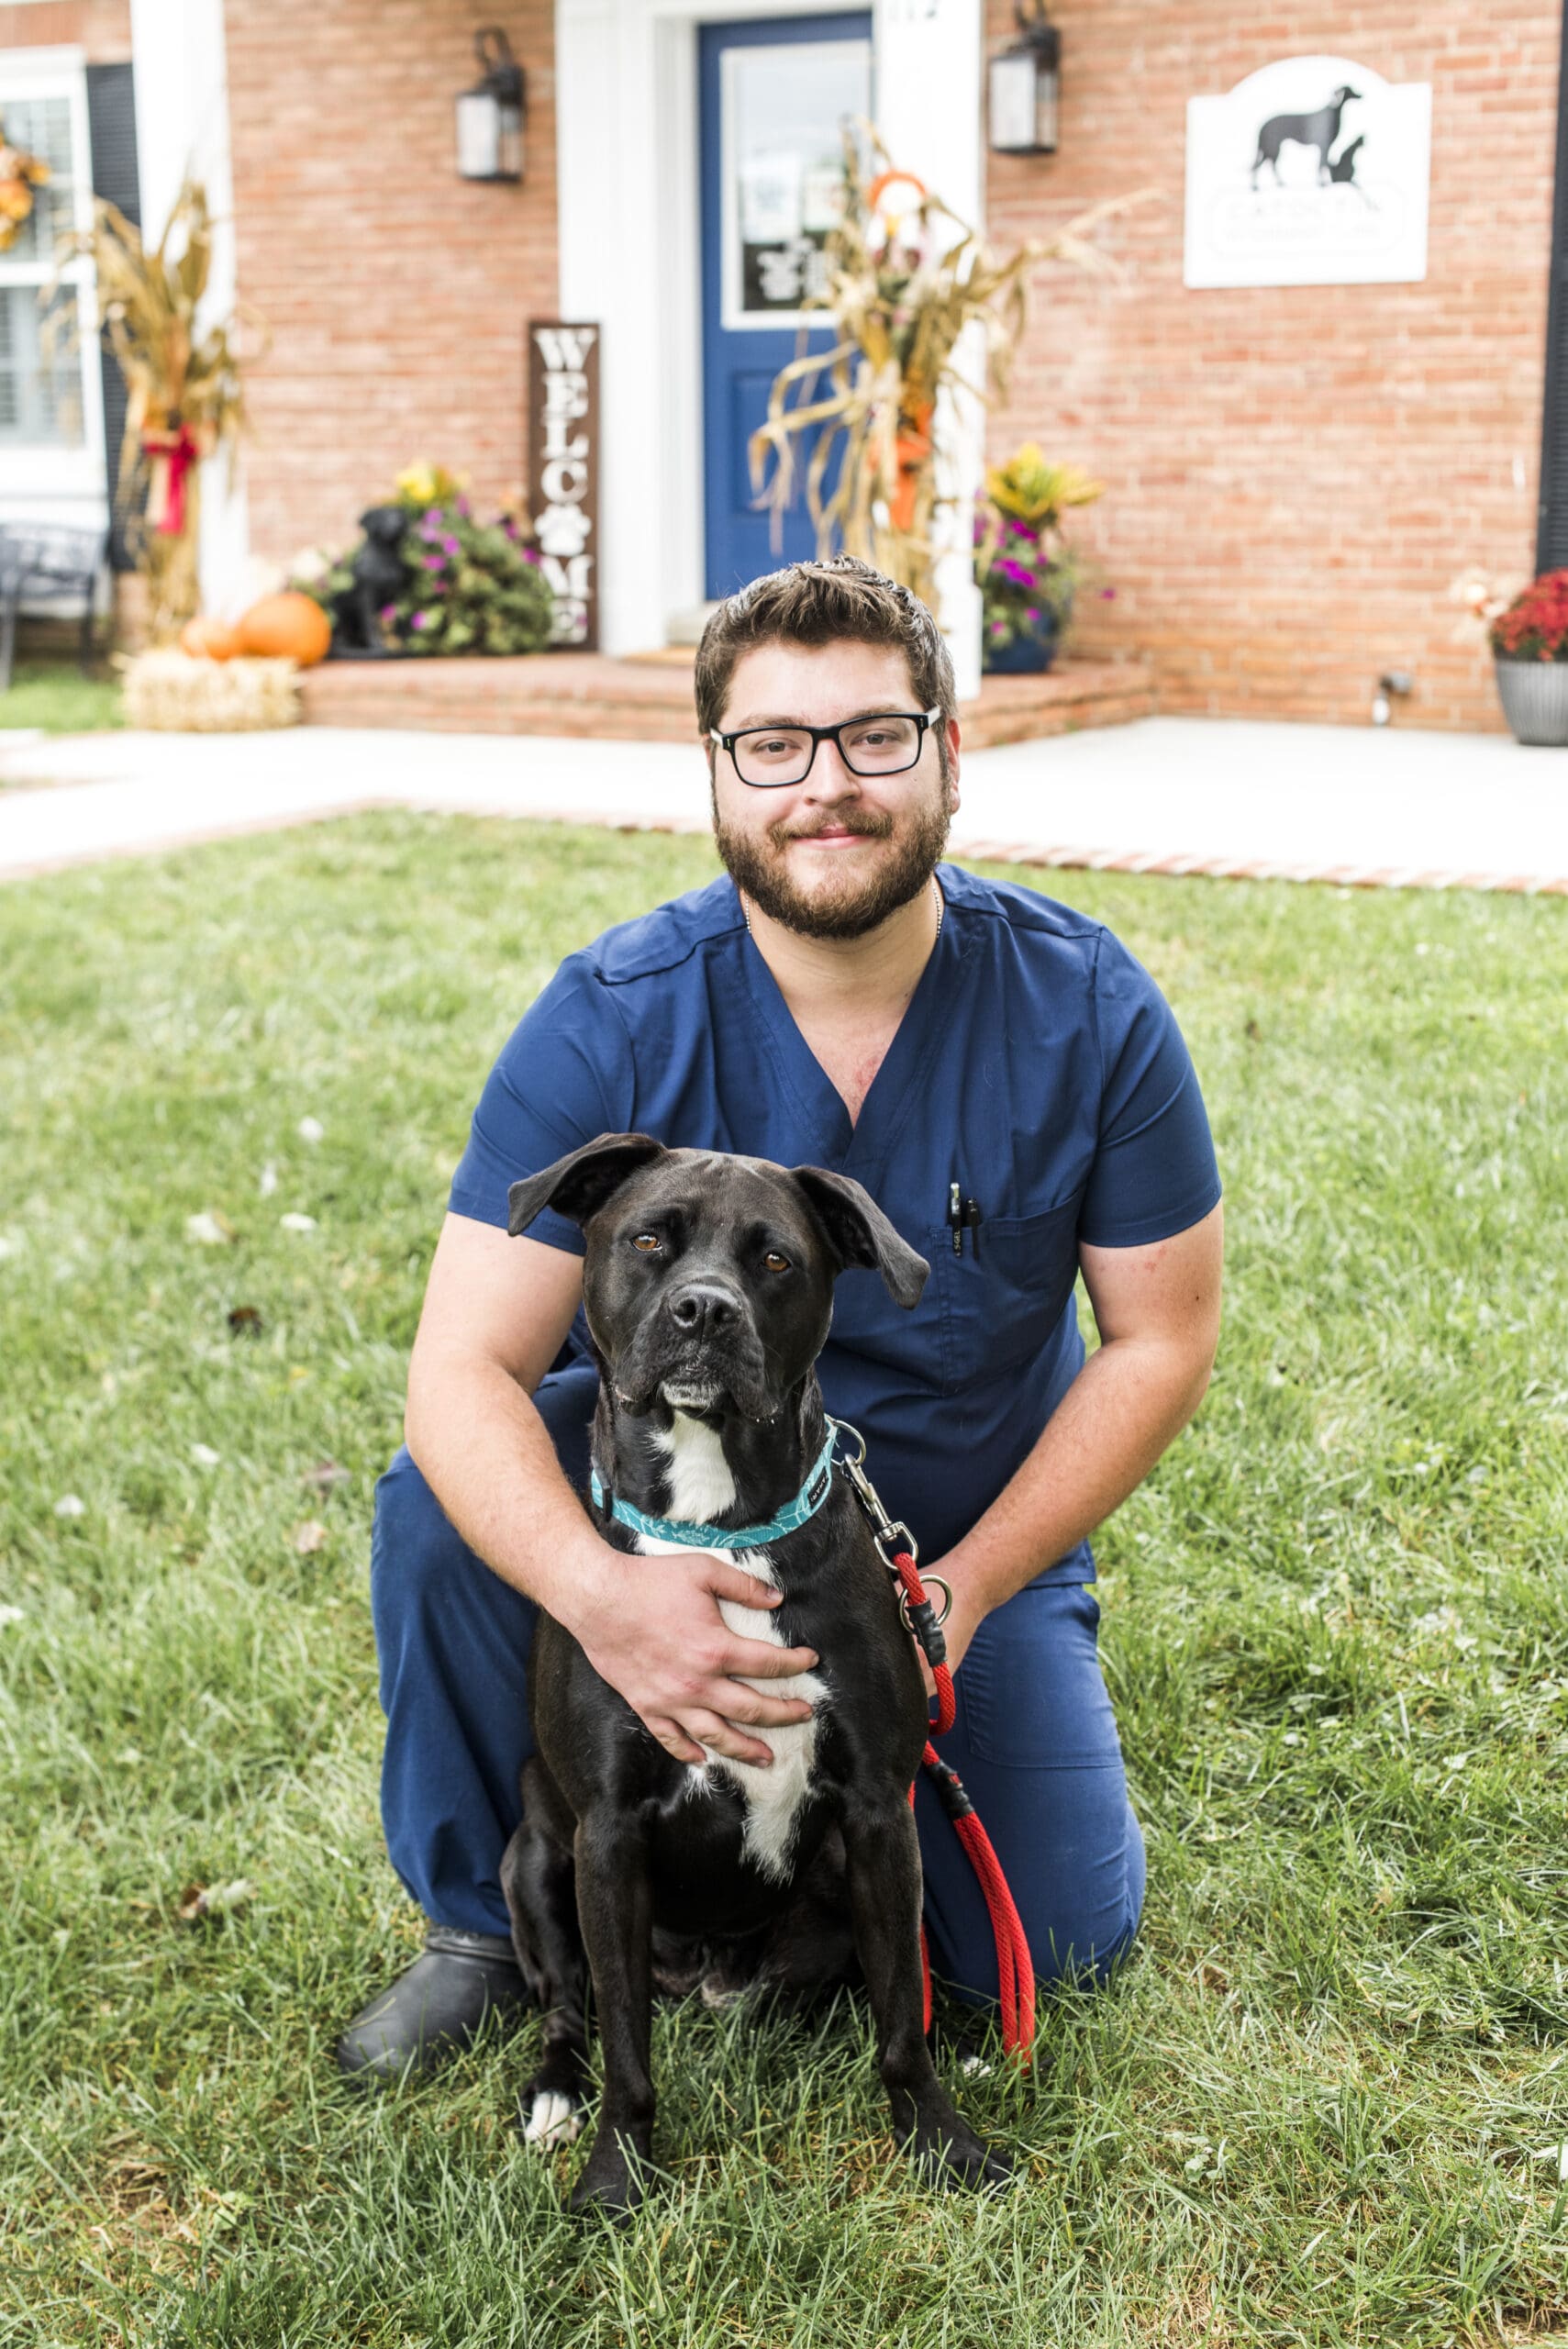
left=528, top=320, right=601, bottom=651
left=533, top=325, right=597, bottom=373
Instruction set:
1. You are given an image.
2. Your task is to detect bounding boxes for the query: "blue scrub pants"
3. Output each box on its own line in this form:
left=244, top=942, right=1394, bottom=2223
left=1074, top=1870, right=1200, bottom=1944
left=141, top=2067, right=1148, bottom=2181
left=371, top=1365, right=1146, bottom=2009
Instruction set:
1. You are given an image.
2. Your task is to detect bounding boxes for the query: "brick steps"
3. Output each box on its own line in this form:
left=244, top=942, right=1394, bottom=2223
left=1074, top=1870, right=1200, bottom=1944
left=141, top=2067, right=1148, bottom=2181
left=962, top=661, right=1155, bottom=747
left=298, top=651, right=1154, bottom=745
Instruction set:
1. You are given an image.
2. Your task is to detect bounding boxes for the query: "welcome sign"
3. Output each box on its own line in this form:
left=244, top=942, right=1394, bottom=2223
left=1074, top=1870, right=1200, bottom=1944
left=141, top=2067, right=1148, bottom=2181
left=1184, top=56, right=1431, bottom=288
left=528, top=321, right=599, bottom=649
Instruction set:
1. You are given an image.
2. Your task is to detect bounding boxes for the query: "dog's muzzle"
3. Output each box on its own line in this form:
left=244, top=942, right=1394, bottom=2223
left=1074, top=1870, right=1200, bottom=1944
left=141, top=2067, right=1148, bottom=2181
left=609, top=1279, right=773, bottom=1419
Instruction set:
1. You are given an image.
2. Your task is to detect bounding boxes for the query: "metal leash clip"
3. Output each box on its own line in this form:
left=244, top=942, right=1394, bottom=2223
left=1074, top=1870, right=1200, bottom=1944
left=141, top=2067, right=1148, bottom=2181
left=829, top=1419, right=952, bottom=1635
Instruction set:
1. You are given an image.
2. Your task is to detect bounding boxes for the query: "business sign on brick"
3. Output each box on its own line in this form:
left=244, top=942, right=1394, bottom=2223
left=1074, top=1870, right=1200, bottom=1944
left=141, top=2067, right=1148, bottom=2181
left=528, top=321, right=599, bottom=649
left=1185, top=57, right=1430, bottom=288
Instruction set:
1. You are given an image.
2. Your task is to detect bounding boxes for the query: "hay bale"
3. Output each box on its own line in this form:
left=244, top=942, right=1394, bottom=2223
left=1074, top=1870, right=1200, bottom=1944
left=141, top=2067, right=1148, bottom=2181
left=121, top=650, right=301, bottom=732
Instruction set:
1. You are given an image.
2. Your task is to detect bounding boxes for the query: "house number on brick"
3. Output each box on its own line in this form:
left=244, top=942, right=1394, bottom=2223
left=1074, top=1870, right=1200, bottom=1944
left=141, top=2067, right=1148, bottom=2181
left=528, top=321, right=600, bottom=649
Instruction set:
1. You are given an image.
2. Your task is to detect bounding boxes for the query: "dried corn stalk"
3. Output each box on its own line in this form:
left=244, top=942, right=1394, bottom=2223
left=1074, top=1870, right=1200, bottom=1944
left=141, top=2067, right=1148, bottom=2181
left=751, top=126, right=1154, bottom=609
left=48, top=181, right=257, bottom=640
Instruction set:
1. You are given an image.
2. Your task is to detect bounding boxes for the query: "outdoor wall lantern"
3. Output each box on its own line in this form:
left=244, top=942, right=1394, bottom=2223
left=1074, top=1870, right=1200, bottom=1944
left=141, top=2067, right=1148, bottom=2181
left=988, top=0, right=1061, bottom=156
left=455, top=26, right=526, bottom=183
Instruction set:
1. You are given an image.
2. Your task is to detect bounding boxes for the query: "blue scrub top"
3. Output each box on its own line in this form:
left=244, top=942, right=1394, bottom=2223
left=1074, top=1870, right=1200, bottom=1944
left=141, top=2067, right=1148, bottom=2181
left=449, top=864, right=1221, bottom=1585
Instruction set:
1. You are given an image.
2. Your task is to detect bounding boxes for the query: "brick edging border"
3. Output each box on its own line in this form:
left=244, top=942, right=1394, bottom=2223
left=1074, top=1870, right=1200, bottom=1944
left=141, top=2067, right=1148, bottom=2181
left=5, top=789, right=1567, bottom=897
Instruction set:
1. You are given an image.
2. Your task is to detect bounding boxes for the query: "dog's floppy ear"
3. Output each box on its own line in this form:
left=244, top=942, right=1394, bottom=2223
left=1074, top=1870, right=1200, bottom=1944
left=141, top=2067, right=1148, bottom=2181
left=508, top=1132, right=667, bottom=1237
left=790, top=1166, right=929, bottom=1309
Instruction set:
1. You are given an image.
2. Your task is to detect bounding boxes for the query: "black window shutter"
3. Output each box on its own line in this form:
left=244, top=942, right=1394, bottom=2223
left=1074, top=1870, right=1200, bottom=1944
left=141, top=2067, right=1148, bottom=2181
left=1539, top=6, right=1568, bottom=571
left=84, top=61, right=142, bottom=573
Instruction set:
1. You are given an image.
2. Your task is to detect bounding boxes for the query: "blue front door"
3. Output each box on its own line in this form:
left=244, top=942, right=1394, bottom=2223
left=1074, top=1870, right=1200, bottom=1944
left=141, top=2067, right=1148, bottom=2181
left=698, top=14, right=873, bottom=599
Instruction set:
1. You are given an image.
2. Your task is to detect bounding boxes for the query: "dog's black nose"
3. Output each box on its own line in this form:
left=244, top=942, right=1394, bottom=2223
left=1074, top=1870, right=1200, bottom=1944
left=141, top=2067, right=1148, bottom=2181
left=667, top=1282, right=739, bottom=1338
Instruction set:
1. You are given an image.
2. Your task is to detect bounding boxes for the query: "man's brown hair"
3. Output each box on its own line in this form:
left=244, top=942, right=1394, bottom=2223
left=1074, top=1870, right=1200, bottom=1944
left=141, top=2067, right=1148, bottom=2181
left=693, top=553, right=956, bottom=740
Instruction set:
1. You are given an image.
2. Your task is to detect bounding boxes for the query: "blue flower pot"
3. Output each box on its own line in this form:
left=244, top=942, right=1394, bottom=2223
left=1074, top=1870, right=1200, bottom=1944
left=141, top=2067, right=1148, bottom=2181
left=983, top=618, right=1059, bottom=675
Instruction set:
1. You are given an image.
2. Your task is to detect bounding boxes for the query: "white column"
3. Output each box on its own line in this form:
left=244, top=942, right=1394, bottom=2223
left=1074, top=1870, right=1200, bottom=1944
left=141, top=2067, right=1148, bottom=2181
left=557, top=0, right=678, bottom=655
left=872, top=0, right=984, bottom=699
left=128, top=0, right=250, bottom=618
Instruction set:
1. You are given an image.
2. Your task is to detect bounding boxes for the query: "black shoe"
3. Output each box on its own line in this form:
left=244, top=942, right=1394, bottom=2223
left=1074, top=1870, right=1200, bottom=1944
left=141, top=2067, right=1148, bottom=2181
left=336, top=1925, right=531, bottom=2085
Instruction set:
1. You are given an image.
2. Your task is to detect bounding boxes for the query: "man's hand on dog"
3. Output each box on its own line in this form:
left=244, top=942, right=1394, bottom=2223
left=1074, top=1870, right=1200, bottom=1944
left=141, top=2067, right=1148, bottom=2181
left=564, top=1547, right=820, bottom=1767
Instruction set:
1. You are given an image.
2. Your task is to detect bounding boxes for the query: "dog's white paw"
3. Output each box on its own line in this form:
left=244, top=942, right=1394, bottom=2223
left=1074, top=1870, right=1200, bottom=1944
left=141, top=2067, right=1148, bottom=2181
left=523, top=2090, right=584, bottom=2149
left=700, top=1976, right=747, bottom=2012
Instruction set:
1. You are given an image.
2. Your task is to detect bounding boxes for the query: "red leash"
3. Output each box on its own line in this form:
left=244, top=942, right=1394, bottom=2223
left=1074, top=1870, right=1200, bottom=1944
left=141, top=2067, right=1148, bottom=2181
left=833, top=1425, right=1036, bottom=2064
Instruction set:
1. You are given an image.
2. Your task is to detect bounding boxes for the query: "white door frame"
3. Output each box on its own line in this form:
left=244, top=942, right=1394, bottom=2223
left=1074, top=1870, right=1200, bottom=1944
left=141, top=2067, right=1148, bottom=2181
left=555, top=0, right=983, bottom=686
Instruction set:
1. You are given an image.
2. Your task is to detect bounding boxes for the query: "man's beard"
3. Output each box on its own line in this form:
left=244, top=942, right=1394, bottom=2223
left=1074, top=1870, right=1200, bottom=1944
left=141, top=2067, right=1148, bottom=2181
left=712, top=772, right=953, bottom=942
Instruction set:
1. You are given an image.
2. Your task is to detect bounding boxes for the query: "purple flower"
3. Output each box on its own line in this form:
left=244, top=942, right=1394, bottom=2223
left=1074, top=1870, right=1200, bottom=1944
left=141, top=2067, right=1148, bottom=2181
left=422, top=551, right=445, bottom=572
left=411, top=609, right=431, bottom=630
left=1025, top=607, right=1040, bottom=624
left=379, top=602, right=397, bottom=625
left=989, top=620, right=1006, bottom=638
left=520, top=546, right=539, bottom=563
left=1100, top=586, right=1117, bottom=600
left=423, top=507, right=441, bottom=526
left=997, top=558, right=1036, bottom=588
left=442, top=534, right=460, bottom=556
left=457, top=495, right=472, bottom=518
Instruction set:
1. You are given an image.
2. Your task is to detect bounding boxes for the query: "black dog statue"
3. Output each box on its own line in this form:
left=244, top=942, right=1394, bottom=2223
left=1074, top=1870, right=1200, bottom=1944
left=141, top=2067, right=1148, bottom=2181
left=329, top=504, right=411, bottom=653
left=501, top=1132, right=1015, bottom=2218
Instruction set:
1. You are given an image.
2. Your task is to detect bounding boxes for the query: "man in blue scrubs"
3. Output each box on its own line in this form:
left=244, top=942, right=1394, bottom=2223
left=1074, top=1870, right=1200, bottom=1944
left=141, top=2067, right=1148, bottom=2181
left=339, top=554, right=1223, bottom=2079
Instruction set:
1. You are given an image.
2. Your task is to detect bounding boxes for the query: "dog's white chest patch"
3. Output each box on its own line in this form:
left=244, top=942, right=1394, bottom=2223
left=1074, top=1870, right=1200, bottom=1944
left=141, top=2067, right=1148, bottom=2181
left=637, top=1412, right=826, bottom=1884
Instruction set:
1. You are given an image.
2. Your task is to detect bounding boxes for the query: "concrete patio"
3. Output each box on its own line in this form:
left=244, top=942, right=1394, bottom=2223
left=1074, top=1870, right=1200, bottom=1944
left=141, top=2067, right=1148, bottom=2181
left=2, top=714, right=1566, bottom=893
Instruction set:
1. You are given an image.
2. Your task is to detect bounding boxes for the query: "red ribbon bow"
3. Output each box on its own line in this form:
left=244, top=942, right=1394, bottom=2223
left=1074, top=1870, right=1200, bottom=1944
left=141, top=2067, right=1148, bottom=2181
left=140, top=424, right=201, bottom=538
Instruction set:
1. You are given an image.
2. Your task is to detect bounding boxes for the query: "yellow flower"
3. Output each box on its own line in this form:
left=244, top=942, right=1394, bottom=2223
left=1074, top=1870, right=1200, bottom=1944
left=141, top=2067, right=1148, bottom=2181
left=394, top=461, right=471, bottom=507
left=984, top=444, right=1104, bottom=525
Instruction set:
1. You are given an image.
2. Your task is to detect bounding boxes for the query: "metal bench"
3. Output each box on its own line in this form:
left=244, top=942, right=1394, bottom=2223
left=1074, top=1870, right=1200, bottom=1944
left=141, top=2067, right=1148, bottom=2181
left=0, top=521, right=112, bottom=696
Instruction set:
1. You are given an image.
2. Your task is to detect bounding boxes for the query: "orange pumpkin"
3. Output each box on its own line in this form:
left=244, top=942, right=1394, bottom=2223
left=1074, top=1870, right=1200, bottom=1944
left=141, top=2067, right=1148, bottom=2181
left=236, top=591, right=332, bottom=667
left=179, top=614, right=241, bottom=661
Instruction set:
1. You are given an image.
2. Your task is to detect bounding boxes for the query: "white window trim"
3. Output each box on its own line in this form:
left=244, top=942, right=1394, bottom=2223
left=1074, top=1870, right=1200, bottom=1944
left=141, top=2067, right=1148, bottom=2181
left=0, top=44, right=109, bottom=516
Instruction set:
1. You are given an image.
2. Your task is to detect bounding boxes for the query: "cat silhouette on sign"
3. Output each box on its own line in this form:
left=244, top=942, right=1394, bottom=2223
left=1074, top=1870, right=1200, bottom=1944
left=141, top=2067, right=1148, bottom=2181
left=1251, top=84, right=1362, bottom=186
left=1327, top=133, right=1376, bottom=205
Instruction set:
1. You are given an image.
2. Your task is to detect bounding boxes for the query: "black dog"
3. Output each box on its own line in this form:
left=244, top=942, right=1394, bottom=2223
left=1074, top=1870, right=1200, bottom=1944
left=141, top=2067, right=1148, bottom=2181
left=329, top=504, right=410, bottom=652
left=501, top=1133, right=1014, bottom=2217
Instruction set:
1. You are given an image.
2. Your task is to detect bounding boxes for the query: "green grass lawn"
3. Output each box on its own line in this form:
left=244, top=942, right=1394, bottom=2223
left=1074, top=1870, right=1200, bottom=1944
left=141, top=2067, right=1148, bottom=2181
left=2, top=814, right=1565, bottom=2348
left=0, top=657, right=123, bottom=740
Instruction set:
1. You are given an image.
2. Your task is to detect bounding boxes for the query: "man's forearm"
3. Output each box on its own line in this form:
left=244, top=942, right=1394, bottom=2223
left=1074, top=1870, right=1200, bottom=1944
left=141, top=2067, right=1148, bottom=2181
left=404, top=1354, right=607, bottom=1630
left=940, top=1334, right=1213, bottom=1621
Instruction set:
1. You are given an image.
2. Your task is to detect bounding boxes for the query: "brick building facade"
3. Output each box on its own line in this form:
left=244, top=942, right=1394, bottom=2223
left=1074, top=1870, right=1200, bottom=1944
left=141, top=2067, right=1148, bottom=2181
left=987, top=3, right=1562, bottom=730
left=1, top=0, right=1560, bottom=729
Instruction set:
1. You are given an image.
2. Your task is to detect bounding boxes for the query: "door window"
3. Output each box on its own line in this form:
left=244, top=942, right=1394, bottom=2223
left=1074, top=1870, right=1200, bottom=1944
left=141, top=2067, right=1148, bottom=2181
left=721, top=39, right=871, bottom=329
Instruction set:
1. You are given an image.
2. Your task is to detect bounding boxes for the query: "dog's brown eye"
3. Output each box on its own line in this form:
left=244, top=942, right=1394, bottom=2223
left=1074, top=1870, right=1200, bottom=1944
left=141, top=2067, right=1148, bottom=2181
left=630, top=1233, right=661, bottom=1253
left=762, top=1250, right=791, bottom=1274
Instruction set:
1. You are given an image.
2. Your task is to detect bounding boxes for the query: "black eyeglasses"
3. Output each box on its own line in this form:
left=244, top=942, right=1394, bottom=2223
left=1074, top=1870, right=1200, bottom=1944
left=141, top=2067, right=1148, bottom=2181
left=714, top=707, right=943, bottom=789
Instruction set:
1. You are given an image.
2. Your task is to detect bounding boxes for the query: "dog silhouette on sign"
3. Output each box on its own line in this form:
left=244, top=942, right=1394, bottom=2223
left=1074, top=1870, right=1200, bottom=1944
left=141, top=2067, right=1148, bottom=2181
left=1251, top=84, right=1362, bottom=186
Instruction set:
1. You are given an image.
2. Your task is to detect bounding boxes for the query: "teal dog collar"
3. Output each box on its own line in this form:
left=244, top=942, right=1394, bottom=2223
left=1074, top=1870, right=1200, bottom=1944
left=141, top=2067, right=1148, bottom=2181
left=589, top=1423, right=840, bottom=1553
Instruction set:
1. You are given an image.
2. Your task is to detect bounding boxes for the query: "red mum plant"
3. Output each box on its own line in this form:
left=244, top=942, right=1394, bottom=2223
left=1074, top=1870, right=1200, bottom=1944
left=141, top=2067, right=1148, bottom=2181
left=1489, top=569, right=1568, bottom=662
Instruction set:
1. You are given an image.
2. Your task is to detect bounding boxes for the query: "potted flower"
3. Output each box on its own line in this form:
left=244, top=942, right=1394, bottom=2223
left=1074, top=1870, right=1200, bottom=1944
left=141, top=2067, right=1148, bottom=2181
left=1487, top=569, right=1568, bottom=744
left=976, top=446, right=1102, bottom=674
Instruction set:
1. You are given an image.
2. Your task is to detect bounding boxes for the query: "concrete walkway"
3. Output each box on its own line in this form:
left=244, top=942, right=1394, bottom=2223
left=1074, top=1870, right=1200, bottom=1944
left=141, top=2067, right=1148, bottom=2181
left=2, top=715, right=1567, bottom=893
